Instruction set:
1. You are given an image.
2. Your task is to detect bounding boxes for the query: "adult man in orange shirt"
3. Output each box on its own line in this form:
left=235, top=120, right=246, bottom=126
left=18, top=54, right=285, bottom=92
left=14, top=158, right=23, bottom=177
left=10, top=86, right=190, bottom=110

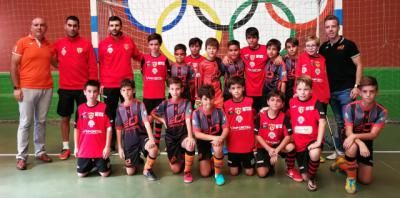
left=10, top=17, right=54, bottom=170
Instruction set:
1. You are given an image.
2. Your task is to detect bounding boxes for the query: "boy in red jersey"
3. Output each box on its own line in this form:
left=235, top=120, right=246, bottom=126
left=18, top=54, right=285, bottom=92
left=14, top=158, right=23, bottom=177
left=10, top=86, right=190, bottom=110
left=115, top=79, right=159, bottom=181
left=254, top=90, right=302, bottom=182
left=283, top=38, right=299, bottom=111
left=331, top=76, right=387, bottom=194
left=169, top=44, right=193, bottom=100
left=151, top=77, right=196, bottom=183
left=289, top=75, right=326, bottom=191
left=198, top=38, right=224, bottom=108
left=222, top=40, right=245, bottom=101
left=74, top=80, right=111, bottom=177
left=185, top=37, right=205, bottom=103
left=192, top=85, right=229, bottom=186
left=223, top=76, right=255, bottom=176
left=141, top=33, right=169, bottom=148
left=264, top=39, right=287, bottom=99
left=296, top=36, right=330, bottom=113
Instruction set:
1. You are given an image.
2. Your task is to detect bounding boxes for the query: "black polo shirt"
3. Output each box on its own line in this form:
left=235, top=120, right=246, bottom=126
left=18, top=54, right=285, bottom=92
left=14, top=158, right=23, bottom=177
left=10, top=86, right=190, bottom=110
left=319, top=36, right=360, bottom=92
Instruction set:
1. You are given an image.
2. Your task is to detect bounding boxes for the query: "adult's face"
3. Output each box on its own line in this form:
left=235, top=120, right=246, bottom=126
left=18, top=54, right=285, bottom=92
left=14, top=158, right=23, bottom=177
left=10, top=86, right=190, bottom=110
left=108, top=20, right=122, bottom=37
left=324, top=19, right=339, bottom=40
left=31, top=18, right=47, bottom=40
left=65, top=19, right=79, bottom=38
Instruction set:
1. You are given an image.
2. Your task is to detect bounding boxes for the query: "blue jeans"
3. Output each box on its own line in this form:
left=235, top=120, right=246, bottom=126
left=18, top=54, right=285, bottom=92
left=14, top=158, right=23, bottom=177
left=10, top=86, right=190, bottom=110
left=329, top=88, right=353, bottom=152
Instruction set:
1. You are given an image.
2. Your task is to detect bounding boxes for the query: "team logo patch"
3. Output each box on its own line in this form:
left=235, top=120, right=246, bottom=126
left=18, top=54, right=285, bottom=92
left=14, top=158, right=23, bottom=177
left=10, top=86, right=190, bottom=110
left=107, top=47, right=113, bottom=54
left=268, top=131, right=276, bottom=139
left=315, top=68, right=321, bottom=75
left=61, top=47, right=67, bottom=56
left=269, top=124, right=275, bottom=131
left=152, top=68, right=158, bottom=74
left=250, top=55, right=255, bottom=61
left=77, top=47, right=83, bottom=54
left=124, top=44, right=129, bottom=50
left=88, top=112, right=94, bottom=119
left=315, top=61, right=320, bottom=67
left=88, top=120, right=95, bottom=128
left=236, top=115, right=243, bottom=123
left=297, top=116, right=305, bottom=124
left=298, top=106, right=304, bottom=114
left=235, top=108, right=241, bottom=115
left=337, top=44, right=345, bottom=50
left=301, top=67, right=307, bottom=74
left=249, top=61, right=255, bottom=67
left=152, top=62, right=158, bottom=67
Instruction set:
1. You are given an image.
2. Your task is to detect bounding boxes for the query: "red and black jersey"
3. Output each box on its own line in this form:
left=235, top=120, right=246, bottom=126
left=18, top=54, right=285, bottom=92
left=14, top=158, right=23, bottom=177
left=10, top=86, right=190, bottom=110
left=152, top=99, right=192, bottom=138
left=344, top=100, right=387, bottom=134
left=169, top=63, right=193, bottom=88
left=224, top=97, right=255, bottom=153
left=141, top=54, right=169, bottom=99
left=185, top=55, right=205, bottom=100
left=264, top=59, right=287, bottom=93
left=254, top=111, right=292, bottom=148
left=296, top=52, right=330, bottom=104
left=198, top=58, right=224, bottom=108
left=192, top=107, right=228, bottom=136
left=222, top=59, right=245, bottom=96
left=54, top=36, right=98, bottom=90
left=241, top=45, right=269, bottom=96
left=289, top=97, right=326, bottom=152
left=75, top=102, right=111, bottom=158
left=284, top=56, right=296, bottom=81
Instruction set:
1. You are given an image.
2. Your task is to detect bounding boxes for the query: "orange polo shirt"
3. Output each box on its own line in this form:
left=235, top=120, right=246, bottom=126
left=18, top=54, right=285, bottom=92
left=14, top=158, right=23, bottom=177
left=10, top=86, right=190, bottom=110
left=12, top=35, right=53, bottom=89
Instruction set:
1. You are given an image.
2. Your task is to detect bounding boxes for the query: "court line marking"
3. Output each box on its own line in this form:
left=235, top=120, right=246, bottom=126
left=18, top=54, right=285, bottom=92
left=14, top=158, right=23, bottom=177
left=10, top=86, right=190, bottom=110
left=380, top=161, right=400, bottom=176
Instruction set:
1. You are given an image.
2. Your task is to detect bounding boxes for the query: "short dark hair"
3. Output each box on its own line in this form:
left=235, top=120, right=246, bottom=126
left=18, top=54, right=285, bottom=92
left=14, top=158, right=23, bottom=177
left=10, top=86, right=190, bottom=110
left=188, top=37, right=203, bottom=47
left=174, top=43, right=187, bottom=53
left=65, top=15, right=80, bottom=26
left=227, top=40, right=240, bottom=48
left=324, top=15, right=340, bottom=25
left=84, top=80, right=100, bottom=90
left=147, top=33, right=162, bottom=44
left=108, top=16, right=122, bottom=25
left=245, top=27, right=259, bottom=39
left=198, top=85, right=215, bottom=99
left=296, top=75, right=313, bottom=88
left=266, top=90, right=285, bottom=102
left=120, top=78, right=135, bottom=89
left=266, top=39, right=281, bottom=52
left=167, top=77, right=183, bottom=88
left=205, top=37, right=219, bottom=49
left=227, top=76, right=245, bottom=88
left=285, top=37, right=299, bottom=47
left=360, top=76, right=379, bottom=91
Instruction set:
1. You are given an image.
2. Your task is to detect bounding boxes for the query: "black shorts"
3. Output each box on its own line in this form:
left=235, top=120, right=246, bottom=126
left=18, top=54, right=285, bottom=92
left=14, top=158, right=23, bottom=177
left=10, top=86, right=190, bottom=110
left=165, top=133, right=187, bottom=164
left=124, top=133, right=149, bottom=168
left=228, top=152, right=255, bottom=169
left=296, top=141, right=323, bottom=173
left=143, top=98, right=164, bottom=114
left=357, top=140, right=374, bottom=166
left=103, top=88, right=123, bottom=123
left=57, top=89, right=86, bottom=117
left=255, top=148, right=285, bottom=168
left=197, top=140, right=213, bottom=161
left=77, top=158, right=111, bottom=173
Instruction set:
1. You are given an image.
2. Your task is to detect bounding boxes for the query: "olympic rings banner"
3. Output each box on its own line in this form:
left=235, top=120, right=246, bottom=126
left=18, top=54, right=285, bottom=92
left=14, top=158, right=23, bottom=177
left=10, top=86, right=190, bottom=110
left=105, top=0, right=334, bottom=61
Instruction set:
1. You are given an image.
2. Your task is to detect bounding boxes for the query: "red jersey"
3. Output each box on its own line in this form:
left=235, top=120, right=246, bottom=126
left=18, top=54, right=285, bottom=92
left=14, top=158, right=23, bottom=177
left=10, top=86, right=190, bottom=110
left=254, top=111, right=292, bottom=148
left=185, top=55, right=205, bottom=100
left=289, top=97, right=326, bottom=152
left=141, top=54, right=169, bottom=99
left=198, top=58, right=224, bottom=108
left=296, top=52, right=330, bottom=104
left=99, top=34, right=142, bottom=88
left=54, top=36, right=98, bottom=90
left=75, top=102, right=111, bottom=158
left=241, top=45, right=269, bottom=96
left=224, top=97, right=255, bottom=153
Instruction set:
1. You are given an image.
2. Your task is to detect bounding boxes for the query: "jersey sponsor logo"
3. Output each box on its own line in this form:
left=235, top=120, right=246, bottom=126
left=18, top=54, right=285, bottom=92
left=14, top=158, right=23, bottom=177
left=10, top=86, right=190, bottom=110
left=242, top=106, right=252, bottom=111
left=315, top=68, right=321, bottom=75
left=269, top=124, right=275, bottom=131
left=297, top=116, right=305, bottom=124
left=235, top=115, right=243, bottom=123
left=294, top=126, right=312, bottom=134
left=301, top=66, right=307, bottom=73
left=124, top=43, right=129, bottom=50
left=107, top=47, right=113, bottom=54
left=158, top=61, right=165, bottom=65
left=152, top=68, right=158, bottom=74
left=77, top=47, right=83, bottom=54
left=61, top=47, right=67, bottom=56
left=168, top=112, right=185, bottom=128
left=268, top=131, right=276, bottom=139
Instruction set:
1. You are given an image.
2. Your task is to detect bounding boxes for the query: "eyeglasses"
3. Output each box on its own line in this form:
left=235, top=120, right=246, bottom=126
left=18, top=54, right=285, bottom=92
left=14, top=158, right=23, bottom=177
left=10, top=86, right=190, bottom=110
left=305, top=44, right=317, bottom=48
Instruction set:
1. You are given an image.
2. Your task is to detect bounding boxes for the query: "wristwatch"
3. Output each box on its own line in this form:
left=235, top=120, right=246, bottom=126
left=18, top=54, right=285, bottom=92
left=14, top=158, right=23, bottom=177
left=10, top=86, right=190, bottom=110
left=354, top=84, right=359, bottom=88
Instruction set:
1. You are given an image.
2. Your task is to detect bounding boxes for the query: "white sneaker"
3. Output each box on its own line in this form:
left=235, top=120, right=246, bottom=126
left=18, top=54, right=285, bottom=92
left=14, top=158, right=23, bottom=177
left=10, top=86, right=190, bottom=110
left=337, top=151, right=344, bottom=156
left=326, top=152, right=337, bottom=160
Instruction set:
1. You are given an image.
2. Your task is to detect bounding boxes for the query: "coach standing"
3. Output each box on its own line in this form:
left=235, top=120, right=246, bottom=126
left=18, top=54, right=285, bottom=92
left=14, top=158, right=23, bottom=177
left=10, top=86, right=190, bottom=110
left=11, top=17, right=54, bottom=170
left=319, top=15, right=363, bottom=160
left=53, top=16, right=98, bottom=160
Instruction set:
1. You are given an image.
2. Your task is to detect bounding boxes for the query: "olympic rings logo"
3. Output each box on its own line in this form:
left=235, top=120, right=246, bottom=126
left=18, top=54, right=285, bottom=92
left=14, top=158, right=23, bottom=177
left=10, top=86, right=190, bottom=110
left=124, top=0, right=333, bottom=61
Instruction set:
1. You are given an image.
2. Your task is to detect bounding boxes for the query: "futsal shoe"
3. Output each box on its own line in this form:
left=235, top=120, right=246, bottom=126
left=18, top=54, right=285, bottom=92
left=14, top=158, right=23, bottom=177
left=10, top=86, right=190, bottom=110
left=345, top=177, right=357, bottom=194
left=287, top=169, right=303, bottom=182
left=59, top=149, right=71, bottom=160
left=16, top=159, right=27, bottom=170
left=143, top=169, right=158, bottom=181
left=214, top=173, right=225, bottom=186
left=307, top=178, right=318, bottom=191
left=183, top=171, right=193, bottom=183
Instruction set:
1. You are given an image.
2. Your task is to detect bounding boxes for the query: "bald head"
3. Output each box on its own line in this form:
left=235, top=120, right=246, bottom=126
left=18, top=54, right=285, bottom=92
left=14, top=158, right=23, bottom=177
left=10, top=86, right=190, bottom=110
left=31, top=17, right=47, bottom=40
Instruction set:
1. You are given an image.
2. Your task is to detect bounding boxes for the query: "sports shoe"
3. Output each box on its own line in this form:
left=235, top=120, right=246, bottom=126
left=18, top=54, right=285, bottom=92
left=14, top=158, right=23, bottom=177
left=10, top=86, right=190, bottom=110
left=143, top=169, right=158, bottom=181
left=183, top=171, right=193, bottom=183
left=329, top=155, right=346, bottom=172
left=36, top=153, right=52, bottom=163
left=16, top=159, right=27, bottom=170
left=286, top=169, right=303, bottom=182
left=307, top=178, right=318, bottom=191
left=326, top=152, right=337, bottom=160
left=59, top=149, right=71, bottom=160
left=320, top=156, right=326, bottom=163
left=214, top=173, right=225, bottom=186
left=345, top=177, right=357, bottom=194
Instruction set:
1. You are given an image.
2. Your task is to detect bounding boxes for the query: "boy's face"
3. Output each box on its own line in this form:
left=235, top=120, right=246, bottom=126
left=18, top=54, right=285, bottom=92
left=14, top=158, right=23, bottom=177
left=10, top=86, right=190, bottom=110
left=360, top=85, right=378, bottom=105
left=169, top=83, right=183, bottom=99
left=120, top=86, right=135, bottom=100
left=286, top=43, right=298, bottom=57
left=229, top=84, right=244, bottom=100
left=174, top=49, right=186, bottom=64
left=206, top=45, right=218, bottom=59
left=267, top=45, right=279, bottom=58
left=149, top=39, right=161, bottom=54
left=267, top=96, right=283, bottom=111
left=246, top=36, right=259, bottom=49
left=227, top=44, right=240, bottom=60
left=189, top=43, right=201, bottom=56
left=305, top=40, right=318, bottom=56
left=201, top=95, right=213, bottom=111
left=84, top=85, right=99, bottom=103
left=296, top=82, right=312, bottom=101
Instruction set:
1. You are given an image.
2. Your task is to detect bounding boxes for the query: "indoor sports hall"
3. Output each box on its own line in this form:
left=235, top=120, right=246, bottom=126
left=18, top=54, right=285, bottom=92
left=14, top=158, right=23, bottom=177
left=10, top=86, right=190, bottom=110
left=0, top=0, right=399, bottom=197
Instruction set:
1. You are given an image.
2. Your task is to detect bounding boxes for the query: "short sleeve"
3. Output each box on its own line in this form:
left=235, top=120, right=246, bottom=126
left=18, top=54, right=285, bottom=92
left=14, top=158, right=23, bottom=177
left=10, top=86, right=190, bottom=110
left=140, top=102, right=149, bottom=122
left=344, top=104, right=354, bottom=127
left=346, top=40, right=360, bottom=58
left=191, top=110, right=201, bottom=132
left=220, top=109, right=228, bottom=129
left=254, top=113, right=261, bottom=135
left=115, top=107, right=123, bottom=129
left=315, top=100, right=326, bottom=119
left=13, top=39, right=24, bottom=56
left=283, top=115, right=293, bottom=135
left=74, top=109, right=80, bottom=129
left=279, top=63, right=287, bottom=82
left=104, top=114, right=111, bottom=129
left=152, top=101, right=166, bottom=118
left=372, top=107, right=387, bottom=128
left=185, top=101, right=193, bottom=118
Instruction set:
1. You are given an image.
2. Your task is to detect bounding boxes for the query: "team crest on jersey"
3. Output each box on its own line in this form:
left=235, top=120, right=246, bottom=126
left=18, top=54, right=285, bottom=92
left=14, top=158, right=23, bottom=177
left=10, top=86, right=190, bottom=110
left=235, top=108, right=241, bottom=115
left=107, top=47, right=113, bottom=54
left=61, top=47, right=67, bottom=56
left=152, top=68, right=158, bottom=74
left=315, top=61, right=320, bottom=67
left=152, top=62, right=158, bottom=67
left=268, top=131, right=276, bottom=139
left=124, top=44, right=129, bottom=50
left=88, top=112, right=95, bottom=119
left=298, top=106, right=304, bottom=114
left=269, top=124, right=275, bottom=131
left=249, top=62, right=255, bottom=67
left=315, top=68, right=321, bottom=75
left=297, top=116, right=305, bottom=124
left=302, top=66, right=307, bottom=74
left=77, top=47, right=83, bottom=54
left=337, top=44, right=345, bottom=50
left=250, top=55, right=255, bottom=61
left=88, top=120, right=95, bottom=128
left=236, top=115, right=243, bottom=123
